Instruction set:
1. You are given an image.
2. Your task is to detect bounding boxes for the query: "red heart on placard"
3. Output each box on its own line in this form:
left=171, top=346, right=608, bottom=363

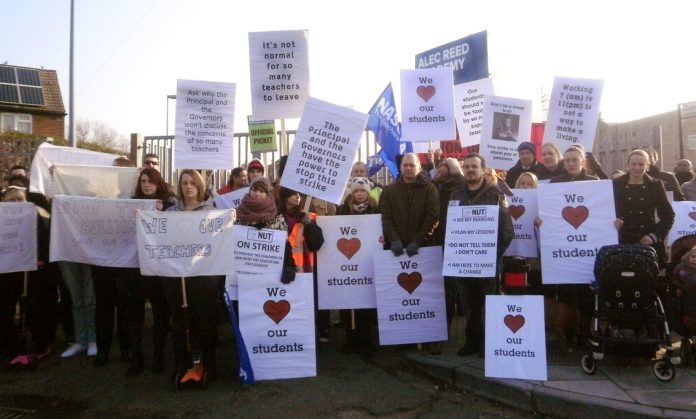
left=397, top=272, right=422, bottom=294
left=263, top=300, right=290, bottom=324
left=561, top=205, right=589, bottom=229
left=689, top=212, right=696, bottom=222
left=509, top=205, right=525, bottom=220
left=504, top=314, right=525, bottom=333
left=337, top=238, right=361, bottom=260
left=416, top=85, right=436, bottom=102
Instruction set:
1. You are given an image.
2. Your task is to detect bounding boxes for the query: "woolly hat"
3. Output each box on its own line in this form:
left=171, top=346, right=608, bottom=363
left=517, top=142, right=535, bottom=155
left=349, top=177, right=371, bottom=195
left=249, top=176, right=272, bottom=194
left=247, top=159, right=265, bottom=173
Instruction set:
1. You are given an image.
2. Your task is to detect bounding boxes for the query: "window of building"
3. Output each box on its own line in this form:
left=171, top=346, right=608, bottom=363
left=1, top=113, right=32, bottom=134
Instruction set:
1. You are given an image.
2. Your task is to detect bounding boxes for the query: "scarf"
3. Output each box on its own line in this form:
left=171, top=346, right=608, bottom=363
left=352, top=201, right=369, bottom=214
left=236, top=194, right=277, bottom=223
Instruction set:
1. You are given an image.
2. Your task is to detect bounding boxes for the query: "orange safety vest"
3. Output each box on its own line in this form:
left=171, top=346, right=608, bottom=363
left=288, top=212, right=317, bottom=273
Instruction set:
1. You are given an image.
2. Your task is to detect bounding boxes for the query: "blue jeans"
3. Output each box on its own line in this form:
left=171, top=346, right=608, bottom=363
left=58, top=262, right=96, bottom=346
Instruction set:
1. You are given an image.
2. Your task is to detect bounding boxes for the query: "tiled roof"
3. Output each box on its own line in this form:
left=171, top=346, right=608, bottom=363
left=0, top=65, right=66, bottom=116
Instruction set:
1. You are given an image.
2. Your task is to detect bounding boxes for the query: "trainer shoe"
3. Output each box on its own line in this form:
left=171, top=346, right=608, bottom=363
left=61, top=343, right=86, bottom=358
left=87, top=342, right=98, bottom=357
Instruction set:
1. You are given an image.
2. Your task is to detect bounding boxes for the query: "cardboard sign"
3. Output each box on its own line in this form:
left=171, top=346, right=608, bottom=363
left=667, top=201, right=696, bottom=246
left=453, top=78, right=494, bottom=147
left=543, top=77, right=604, bottom=152
left=248, top=117, right=277, bottom=153
left=214, top=187, right=249, bottom=210
left=239, top=272, right=316, bottom=380
left=539, top=180, right=618, bottom=284
left=225, top=224, right=287, bottom=300
left=174, top=79, right=236, bottom=170
left=52, top=164, right=140, bottom=199
left=249, top=30, right=310, bottom=120
left=50, top=196, right=157, bottom=267
left=485, top=295, right=547, bottom=381
left=374, top=247, right=447, bottom=345
left=280, top=97, right=368, bottom=204
left=400, top=68, right=456, bottom=142
left=479, top=95, right=533, bottom=171
left=504, top=189, right=539, bottom=258
left=316, top=214, right=382, bottom=309
left=443, top=205, right=499, bottom=277
left=0, top=203, right=37, bottom=273
left=136, top=209, right=236, bottom=277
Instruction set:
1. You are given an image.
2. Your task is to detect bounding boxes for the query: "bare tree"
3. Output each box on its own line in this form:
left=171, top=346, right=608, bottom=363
left=75, top=119, right=128, bottom=154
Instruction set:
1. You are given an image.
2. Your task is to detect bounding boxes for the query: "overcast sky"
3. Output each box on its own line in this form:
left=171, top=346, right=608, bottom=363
left=4, top=0, right=695, bottom=143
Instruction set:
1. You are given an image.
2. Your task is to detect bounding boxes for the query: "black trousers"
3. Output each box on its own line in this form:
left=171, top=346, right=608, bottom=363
left=92, top=266, right=129, bottom=358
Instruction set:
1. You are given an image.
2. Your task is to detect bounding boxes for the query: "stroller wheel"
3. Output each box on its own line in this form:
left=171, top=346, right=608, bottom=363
left=680, top=338, right=692, bottom=366
left=653, top=360, right=676, bottom=382
left=581, top=354, right=597, bottom=375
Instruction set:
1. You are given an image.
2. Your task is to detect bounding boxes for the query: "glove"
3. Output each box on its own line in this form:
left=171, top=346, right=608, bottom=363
left=405, top=242, right=420, bottom=257
left=281, top=268, right=296, bottom=284
left=253, top=221, right=264, bottom=230
left=390, top=240, right=404, bottom=257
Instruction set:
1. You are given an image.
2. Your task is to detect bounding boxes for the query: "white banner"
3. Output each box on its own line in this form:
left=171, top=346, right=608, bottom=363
left=443, top=205, right=499, bottom=277
left=239, top=272, right=316, bottom=380
left=249, top=30, right=310, bottom=120
left=29, top=142, right=119, bottom=197
left=543, top=77, right=604, bottom=152
left=50, top=196, right=157, bottom=267
left=539, top=180, right=618, bottom=284
left=0, top=203, right=37, bottom=273
left=214, top=187, right=249, bottom=209
left=225, top=224, right=287, bottom=300
left=316, top=214, right=382, bottom=309
left=400, top=68, right=456, bottom=142
left=667, top=201, right=696, bottom=246
left=504, top=189, right=539, bottom=258
left=174, top=79, right=236, bottom=170
left=374, top=247, right=447, bottom=345
left=479, top=95, right=533, bottom=171
left=453, top=78, right=494, bottom=147
left=52, top=164, right=140, bottom=198
left=136, top=210, right=236, bottom=277
left=485, top=295, right=547, bottom=381
left=280, top=97, right=368, bottom=204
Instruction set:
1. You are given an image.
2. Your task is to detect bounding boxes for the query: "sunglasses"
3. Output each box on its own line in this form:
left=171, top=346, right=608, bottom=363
left=144, top=160, right=159, bottom=166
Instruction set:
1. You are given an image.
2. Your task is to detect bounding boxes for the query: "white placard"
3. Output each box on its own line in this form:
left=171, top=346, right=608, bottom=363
left=214, top=187, right=249, bottom=210
left=667, top=201, right=696, bottom=246
left=29, top=142, right=119, bottom=197
left=249, top=30, right=310, bottom=120
left=136, top=210, right=236, bottom=277
left=52, top=164, right=140, bottom=199
left=543, top=77, right=604, bottom=152
left=485, top=295, right=547, bottom=381
left=539, top=180, right=618, bottom=284
left=0, top=203, right=37, bottom=273
left=504, top=189, right=539, bottom=258
left=174, top=79, right=236, bottom=170
left=453, top=78, right=494, bottom=147
left=225, top=224, right=288, bottom=300
left=443, top=205, right=499, bottom=277
left=239, top=272, right=316, bottom=380
left=374, top=247, right=447, bottom=345
left=50, top=196, right=157, bottom=267
left=316, top=214, right=382, bottom=309
left=400, top=68, right=456, bottom=142
left=280, top=97, right=368, bottom=204
left=479, top=95, right=533, bottom=171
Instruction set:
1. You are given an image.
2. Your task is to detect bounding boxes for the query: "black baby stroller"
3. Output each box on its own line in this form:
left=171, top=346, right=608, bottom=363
left=668, top=234, right=696, bottom=366
left=580, top=244, right=680, bottom=381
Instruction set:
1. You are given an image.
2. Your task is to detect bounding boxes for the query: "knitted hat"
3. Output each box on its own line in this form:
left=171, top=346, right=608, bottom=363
left=517, top=141, right=535, bottom=155
left=349, top=177, right=371, bottom=195
left=247, top=159, right=265, bottom=173
left=249, top=176, right=272, bottom=194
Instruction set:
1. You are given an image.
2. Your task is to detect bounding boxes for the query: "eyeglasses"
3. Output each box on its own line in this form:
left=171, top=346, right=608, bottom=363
left=144, top=160, right=159, bottom=166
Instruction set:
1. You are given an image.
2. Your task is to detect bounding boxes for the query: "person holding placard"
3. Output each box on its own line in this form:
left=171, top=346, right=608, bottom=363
left=165, top=169, right=221, bottom=382
left=532, top=143, right=565, bottom=181
left=218, top=167, right=248, bottom=195
left=549, top=146, right=598, bottom=184
left=642, top=146, right=685, bottom=201
left=451, top=153, right=514, bottom=357
left=505, top=142, right=540, bottom=190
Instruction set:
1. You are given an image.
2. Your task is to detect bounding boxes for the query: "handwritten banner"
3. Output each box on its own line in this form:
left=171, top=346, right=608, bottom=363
left=453, top=78, right=494, bottom=147
left=485, top=295, right=547, bottom=381
left=504, top=189, right=539, bottom=258
left=400, top=68, right=456, bottom=142
left=280, top=97, right=368, bottom=204
left=249, top=30, right=310, bottom=120
left=443, top=205, right=499, bottom=277
left=667, top=201, right=696, bottom=246
left=479, top=95, right=533, bottom=171
left=316, top=214, right=382, bottom=309
left=174, top=79, right=236, bottom=170
left=0, top=203, right=37, bottom=273
left=136, top=209, right=236, bottom=277
left=374, top=247, right=447, bottom=345
left=539, top=180, right=617, bottom=284
left=225, top=224, right=287, bottom=300
left=52, top=164, right=140, bottom=199
left=214, top=187, right=249, bottom=210
left=239, top=272, right=316, bottom=380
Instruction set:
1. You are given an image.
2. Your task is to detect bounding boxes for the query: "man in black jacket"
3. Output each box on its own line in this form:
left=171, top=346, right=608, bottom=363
left=505, top=142, right=540, bottom=188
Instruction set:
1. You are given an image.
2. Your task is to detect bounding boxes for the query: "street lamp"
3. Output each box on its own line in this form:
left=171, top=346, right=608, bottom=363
left=166, top=94, right=176, bottom=136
